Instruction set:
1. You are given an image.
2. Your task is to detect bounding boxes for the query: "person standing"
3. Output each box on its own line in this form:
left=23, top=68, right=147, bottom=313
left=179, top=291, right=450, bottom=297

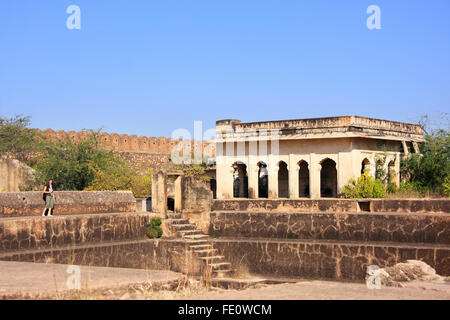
left=42, top=179, right=55, bottom=217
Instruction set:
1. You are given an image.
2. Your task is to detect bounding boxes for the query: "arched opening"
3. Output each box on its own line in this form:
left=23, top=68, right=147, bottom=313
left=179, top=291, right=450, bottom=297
left=298, top=161, right=310, bottom=198
left=375, top=159, right=384, bottom=180
left=257, top=161, right=268, bottom=198
left=232, top=162, right=248, bottom=198
left=210, top=178, right=217, bottom=199
left=320, top=158, right=337, bottom=198
left=278, top=161, right=289, bottom=198
left=167, top=197, right=175, bottom=212
left=388, top=160, right=396, bottom=185
left=361, top=158, right=370, bottom=175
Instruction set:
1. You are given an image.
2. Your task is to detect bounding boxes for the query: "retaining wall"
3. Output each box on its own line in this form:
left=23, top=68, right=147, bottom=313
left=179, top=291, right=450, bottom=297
left=0, top=212, right=152, bottom=252
left=212, top=238, right=449, bottom=281
left=0, top=191, right=136, bottom=217
left=209, top=211, right=450, bottom=244
left=212, top=199, right=450, bottom=213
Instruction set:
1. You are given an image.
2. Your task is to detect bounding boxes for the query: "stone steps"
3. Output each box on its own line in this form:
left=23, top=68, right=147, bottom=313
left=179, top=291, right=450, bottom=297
left=178, top=230, right=204, bottom=236
left=184, top=234, right=210, bottom=240
left=193, top=249, right=218, bottom=256
left=167, top=218, right=190, bottom=225
left=166, top=218, right=233, bottom=279
left=189, top=244, right=214, bottom=250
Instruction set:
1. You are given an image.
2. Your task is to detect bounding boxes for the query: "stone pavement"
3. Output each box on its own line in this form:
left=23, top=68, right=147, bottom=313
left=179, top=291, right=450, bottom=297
left=0, top=261, right=183, bottom=298
left=182, top=280, right=450, bottom=300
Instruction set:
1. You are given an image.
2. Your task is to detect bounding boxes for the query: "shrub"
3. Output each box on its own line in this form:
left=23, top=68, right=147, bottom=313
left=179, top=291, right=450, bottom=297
left=400, top=128, right=449, bottom=195
left=146, top=217, right=163, bottom=239
left=443, top=175, right=450, bottom=197
left=343, top=173, right=386, bottom=198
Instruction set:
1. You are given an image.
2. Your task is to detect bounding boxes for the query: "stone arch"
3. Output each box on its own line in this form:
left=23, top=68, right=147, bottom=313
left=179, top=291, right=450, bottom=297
left=278, top=161, right=289, bottom=198
left=320, top=158, right=337, bottom=198
left=232, top=161, right=248, bottom=198
left=257, top=161, right=268, bottom=198
left=298, top=160, right=310, bottom=198
left=361, top=158, right=370, bottom=175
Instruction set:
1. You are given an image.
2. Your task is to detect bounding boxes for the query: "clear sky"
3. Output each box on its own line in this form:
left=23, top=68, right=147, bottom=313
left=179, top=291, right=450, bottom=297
left=1, top=0, right=449, bottom=138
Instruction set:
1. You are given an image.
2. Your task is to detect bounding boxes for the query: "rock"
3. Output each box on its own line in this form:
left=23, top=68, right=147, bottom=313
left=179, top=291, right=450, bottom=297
left=105, top=290, right=114, bottom=296
left=378, top=261, right=445, bottom=288
left=406, top=260, right=436, bottom=275
left=119, top=293, right=131, bottom=300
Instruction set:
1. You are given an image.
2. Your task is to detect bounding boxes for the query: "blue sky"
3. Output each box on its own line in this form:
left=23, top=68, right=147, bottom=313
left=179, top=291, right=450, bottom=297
left=1, top=0, right=449, bottom=138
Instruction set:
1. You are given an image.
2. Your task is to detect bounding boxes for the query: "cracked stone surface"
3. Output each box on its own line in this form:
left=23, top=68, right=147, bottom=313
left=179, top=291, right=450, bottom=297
left=0, top=261, right=183, bottom=298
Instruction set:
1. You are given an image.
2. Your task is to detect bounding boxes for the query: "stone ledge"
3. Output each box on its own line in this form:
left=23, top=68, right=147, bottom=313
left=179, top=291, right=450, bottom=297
left=212, top=199, right=450, bottom=213
left=0, top=191, right=136, bottom=216
left=212, top=199, right=358, bottom=213
left=370, top=199, right=450, bottom=214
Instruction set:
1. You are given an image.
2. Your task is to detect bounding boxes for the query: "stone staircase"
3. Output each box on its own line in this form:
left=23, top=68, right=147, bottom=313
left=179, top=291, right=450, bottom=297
left=166, top=213, right=232, bottom=279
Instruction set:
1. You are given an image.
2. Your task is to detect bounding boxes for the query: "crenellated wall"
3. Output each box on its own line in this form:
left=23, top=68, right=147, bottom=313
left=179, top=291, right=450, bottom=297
left=40, top=129, right=215, bottom=173
left=42, top=129, right=215, bottom=155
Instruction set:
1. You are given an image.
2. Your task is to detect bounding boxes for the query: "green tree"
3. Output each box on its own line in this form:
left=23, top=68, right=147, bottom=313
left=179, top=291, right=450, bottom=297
left=401, top=128, right=449, bottom=194
left=0, top=114, right=45, bottom=163
left=31, top=129, right=120, bottom=190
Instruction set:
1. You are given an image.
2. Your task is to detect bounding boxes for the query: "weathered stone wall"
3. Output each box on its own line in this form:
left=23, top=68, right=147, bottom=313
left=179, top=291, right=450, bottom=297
left=212, top=199, right=450, bottom=213
left=212, top=238, right=449, bottom=280
left=175, top=176, right=212, bottom=214
left=212, top=199, right=358, bottom=213
left=0, top=239, right=191, bottom=274
left=209, top=211, right=450, bottom=244
left=175, top=176, right=213, bottom=233
left=0, top=156, right=34, bottom=192
left=0, top=212, right=152, bottom=252
left=0, top=191, right=136, bottom=217
left=117, top=152, right=171, bottom=173
left=370, top=199, right=450, bottom=214
left=209, top=199, right=450, bottom=280
left=151, top=172, right=167, bottom=214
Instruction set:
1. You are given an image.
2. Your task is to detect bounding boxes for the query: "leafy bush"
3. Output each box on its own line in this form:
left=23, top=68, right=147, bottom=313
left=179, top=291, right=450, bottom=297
left=85, top=161, right=152, bottom=197
left=146, top=217, right=163, bottom=239
left=0, top=114, right=46, bottom=164
left=443, top=175, right=450, bottom=197
left=400, top=128, right=449, bottom=195
left=343, top=173, right=386, bottom=198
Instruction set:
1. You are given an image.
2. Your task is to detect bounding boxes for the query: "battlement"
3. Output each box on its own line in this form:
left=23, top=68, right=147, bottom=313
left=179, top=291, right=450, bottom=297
left=42, top=129, right=215, bottom=156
